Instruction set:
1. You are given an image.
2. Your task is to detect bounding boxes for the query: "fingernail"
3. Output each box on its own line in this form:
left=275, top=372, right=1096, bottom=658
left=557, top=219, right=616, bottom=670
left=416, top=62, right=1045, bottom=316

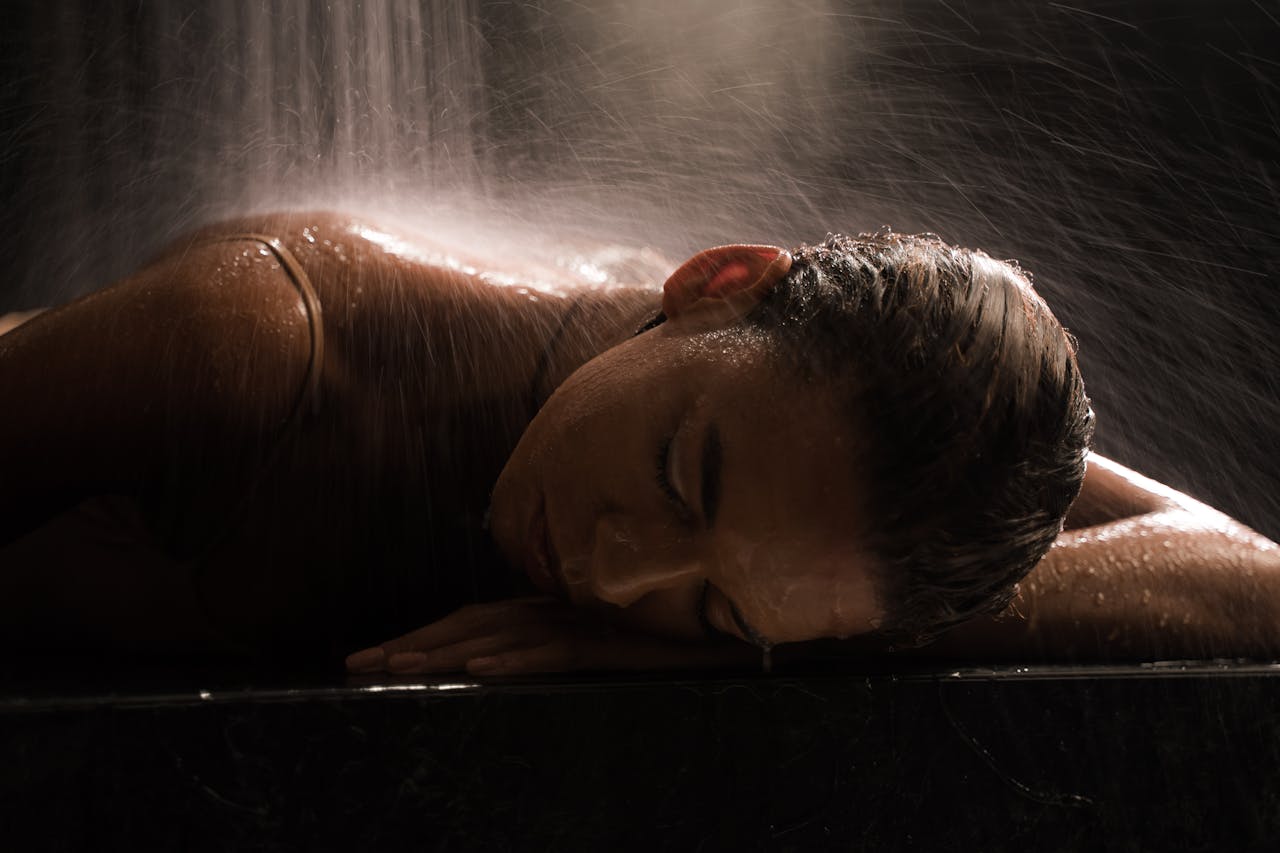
left=345, top=648, right=385, bottom=672
left=388, top=651, right=430, bottom=672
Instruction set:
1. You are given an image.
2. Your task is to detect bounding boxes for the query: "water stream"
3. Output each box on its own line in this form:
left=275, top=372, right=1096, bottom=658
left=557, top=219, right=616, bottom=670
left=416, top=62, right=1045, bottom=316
left=1, top=0, right=1276, bottom=535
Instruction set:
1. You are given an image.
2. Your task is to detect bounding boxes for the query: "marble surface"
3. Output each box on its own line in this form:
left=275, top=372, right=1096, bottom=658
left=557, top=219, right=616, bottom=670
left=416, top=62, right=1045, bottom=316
left=4, top=662, right=1278, bottom=850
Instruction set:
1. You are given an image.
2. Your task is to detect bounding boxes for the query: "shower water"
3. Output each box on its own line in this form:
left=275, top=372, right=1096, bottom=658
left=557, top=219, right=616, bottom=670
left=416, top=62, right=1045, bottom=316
left=2, top=0, right=1277, bottom=537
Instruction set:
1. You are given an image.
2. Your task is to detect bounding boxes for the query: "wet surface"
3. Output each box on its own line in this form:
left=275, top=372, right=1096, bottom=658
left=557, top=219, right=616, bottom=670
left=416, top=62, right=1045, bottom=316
left=4, top=658, right=1280, bottom=711
left=5, top=664, right=1280, bottom=849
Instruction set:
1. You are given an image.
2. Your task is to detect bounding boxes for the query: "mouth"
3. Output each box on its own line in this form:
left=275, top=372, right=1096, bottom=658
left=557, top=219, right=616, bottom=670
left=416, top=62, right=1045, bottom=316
left=525, top=494, right=567, bottom=599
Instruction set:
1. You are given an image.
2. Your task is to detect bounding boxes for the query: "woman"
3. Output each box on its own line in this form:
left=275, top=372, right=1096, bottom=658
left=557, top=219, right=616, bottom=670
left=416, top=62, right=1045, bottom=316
left=1, top=211, right=1276, bottom=674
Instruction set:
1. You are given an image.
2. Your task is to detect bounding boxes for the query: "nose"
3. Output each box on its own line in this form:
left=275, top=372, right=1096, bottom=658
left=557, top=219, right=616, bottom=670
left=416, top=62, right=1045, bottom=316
left=588, top=513, right=703, bottom=607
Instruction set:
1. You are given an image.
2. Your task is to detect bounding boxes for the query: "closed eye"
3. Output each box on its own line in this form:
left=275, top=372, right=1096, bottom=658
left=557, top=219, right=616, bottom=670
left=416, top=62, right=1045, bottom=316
left=696, top=580, right=772, bottom=649
left=696, top=580, right=728, bottom=640
left=656, top=435, right=694, bottom=522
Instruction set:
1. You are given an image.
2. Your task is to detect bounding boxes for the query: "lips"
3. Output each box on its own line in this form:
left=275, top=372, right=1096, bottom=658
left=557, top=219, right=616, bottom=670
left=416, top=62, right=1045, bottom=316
left=525, top=494, right=566, bottom=598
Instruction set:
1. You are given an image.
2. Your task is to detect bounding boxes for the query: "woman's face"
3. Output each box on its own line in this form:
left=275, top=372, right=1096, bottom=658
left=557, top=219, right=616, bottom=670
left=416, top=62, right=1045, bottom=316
left=490, top=316, right=884, bottom=647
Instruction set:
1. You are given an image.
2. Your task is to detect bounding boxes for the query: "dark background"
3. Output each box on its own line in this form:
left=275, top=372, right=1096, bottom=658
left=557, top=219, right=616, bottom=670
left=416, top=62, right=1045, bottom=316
left=1, top=0, right=1277, bottom=539
left=2, top=5, right=1279, bottom=848
left=5, top=665, right=1280, bottom=851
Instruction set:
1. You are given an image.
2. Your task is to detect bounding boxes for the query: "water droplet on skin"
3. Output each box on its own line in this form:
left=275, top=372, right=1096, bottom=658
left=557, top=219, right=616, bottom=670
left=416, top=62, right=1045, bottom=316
left=1141, top=589, right=1152, bottom=605
left=258, top=247, right=270, bottom=256
left=1093, top=592, right=1105, bottom=606
left=1085, top=566, right=1097, bottom=577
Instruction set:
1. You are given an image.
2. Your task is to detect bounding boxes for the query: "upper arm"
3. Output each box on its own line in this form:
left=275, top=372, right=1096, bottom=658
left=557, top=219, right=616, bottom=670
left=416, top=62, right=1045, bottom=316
left=957, top=454, right=1280, bottom=660
left=1063, top=454, right=1176, bottom=530
left=0, top=238, right=313, bottom=543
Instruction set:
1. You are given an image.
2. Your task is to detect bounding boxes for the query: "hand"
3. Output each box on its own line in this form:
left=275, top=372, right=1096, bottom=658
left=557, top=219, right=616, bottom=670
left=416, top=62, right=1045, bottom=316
left=344, top=596, right=759, bottom=676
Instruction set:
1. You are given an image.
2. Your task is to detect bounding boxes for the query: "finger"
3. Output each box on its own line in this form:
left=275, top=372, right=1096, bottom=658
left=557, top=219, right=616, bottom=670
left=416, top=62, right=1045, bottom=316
left=345, top=647, right=387, bottom=673
left=344, top=597, right=564, bottom=673
left=386, top=634, right=528, bottom=674
left=374, top=597, right=559, bottom=658
left=467, top=637, right=760, bottom=676
left=466, top=639, right=579, bottom=676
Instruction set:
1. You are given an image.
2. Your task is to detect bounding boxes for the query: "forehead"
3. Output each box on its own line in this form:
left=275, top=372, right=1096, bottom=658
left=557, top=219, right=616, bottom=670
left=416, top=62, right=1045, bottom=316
left=692, top=343, right=882, bottom=640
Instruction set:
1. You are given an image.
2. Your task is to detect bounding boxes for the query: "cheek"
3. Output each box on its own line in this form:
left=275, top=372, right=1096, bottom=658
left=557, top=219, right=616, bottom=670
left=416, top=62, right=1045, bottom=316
left=609, top=587, right=706, bottom=641
left=775, top=562, right=882, bottom=641
left=717, top=533, right=880, bottom=643
left=492, top=352, right=657, bottom=561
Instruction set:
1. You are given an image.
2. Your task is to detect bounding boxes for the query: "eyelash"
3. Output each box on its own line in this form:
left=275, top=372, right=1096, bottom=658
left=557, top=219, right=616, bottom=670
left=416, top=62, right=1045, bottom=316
left=698, top=580, right=774, bottom=651
left=661, top=448, right=753, bottom=646
left=655, top=436, right=689, bottom=515
left=696, top=580, right=719, bottom=639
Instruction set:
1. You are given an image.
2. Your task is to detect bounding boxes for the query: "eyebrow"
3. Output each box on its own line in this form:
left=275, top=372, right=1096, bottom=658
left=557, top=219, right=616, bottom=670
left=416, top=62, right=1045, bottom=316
left=701, top=423, right=723, bottom=528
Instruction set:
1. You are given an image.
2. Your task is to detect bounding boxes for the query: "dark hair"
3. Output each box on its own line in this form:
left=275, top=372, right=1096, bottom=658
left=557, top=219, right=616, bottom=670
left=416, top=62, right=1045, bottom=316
left=746, top=231, right=1094, bottom=644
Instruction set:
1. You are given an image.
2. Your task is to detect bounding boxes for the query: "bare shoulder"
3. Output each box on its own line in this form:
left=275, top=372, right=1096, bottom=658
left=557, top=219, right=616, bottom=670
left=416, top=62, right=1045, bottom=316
left=163, top=210, right=476, bottom=317
left=132, top=234, right=316, bottom=415
left=1070, top=453, right=1276, bottom=555
left=163, top=210, right=361, bottom=250
left=0, top=236, right=317, bottom=542
left=171, top=208, right=673, bottom=294
left=0, top=310, right=44, bottom=337
left=1067, top=456, right=1280, bottom=626
left=1068, top=454, right=1195, bottom=530
left=3, top=234, right=314, bottom=417
left=917, top=453, right=1280, bottom=661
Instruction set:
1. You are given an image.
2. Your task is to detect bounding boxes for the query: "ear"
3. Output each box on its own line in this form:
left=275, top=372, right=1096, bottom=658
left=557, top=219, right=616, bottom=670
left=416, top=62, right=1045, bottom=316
left=662, top=244, right=792, bottom=325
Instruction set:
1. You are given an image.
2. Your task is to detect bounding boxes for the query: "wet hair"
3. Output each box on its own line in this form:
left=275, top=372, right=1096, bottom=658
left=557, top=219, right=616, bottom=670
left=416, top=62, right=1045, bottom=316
left=745, top=231, right=1094, bottom=644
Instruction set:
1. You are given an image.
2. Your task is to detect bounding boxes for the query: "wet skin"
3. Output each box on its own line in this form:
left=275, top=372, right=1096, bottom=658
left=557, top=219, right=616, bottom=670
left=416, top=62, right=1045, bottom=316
left=0, top=211, right=661, bottom=656
left=3, top=213, right=1280, bottom=671
left=489, top=313, right=883, bottom=647
left=0, top=219, right=882, bottom=666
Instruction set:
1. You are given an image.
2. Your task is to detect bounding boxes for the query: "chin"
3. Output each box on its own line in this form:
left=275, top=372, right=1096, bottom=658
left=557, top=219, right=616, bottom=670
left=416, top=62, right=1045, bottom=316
left=488, top=462, right=527, bottom=568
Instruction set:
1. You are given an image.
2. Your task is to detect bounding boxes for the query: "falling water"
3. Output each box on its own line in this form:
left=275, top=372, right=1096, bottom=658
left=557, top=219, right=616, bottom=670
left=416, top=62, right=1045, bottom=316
left=1, top=0, right=1277, bottom=537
